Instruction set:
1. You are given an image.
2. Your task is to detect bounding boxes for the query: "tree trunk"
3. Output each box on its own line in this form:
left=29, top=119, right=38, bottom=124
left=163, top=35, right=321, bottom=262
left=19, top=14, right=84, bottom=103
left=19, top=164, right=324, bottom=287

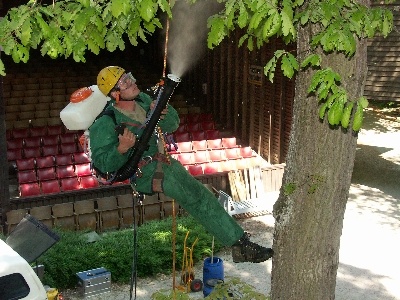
left=271, top=19, right=367, bottom=300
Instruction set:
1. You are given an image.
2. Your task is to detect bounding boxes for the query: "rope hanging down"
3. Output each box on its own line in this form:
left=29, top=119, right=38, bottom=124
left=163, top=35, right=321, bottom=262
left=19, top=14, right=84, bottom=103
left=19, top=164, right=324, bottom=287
left=129, top=6, right=172, bottom=300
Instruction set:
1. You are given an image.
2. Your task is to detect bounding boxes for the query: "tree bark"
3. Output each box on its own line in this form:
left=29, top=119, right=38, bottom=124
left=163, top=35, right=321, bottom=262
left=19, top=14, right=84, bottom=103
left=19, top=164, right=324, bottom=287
left=271, top=17, right=367, bottom=300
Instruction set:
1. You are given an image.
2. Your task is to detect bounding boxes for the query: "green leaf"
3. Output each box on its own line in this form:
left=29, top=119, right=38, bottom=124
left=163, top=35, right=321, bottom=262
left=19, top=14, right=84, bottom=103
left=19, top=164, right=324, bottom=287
left=20, top=17, right=32, bottom=46
left=75, top=8, right=94, bottom=33
left=0, top=59, right=6, bottom=76
left=35, top=13, right=51, bottom=38
left=139, top=0, right=157, bottom=23
left=111, top=0, right=130, bottom=18
left=238, top=7, right=248, bottom=29
left=358, top=96, right=369, bottom=109
left=264, top=56, right=277, bottom=83
left=301, top=54, right=321, bottom=68
left=158, top=0, right=172, bottom=17
left=281, top=10, right=295, bottom=37
left=280, top=53, right=298, bottom=79
left=238, top=34, right=248, bottom=47
left=247, top=37, right=254, bottom=51
left=262, top=10, right=281, bottom=39
left=207, top=16, right=226, bottom=49
left=77, top=0, right=90, bottom=8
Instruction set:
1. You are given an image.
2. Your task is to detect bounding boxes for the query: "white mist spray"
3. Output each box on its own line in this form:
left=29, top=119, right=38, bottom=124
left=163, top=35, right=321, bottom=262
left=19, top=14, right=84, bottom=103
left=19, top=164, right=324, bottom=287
left=166, top=0, right=223, bottom=78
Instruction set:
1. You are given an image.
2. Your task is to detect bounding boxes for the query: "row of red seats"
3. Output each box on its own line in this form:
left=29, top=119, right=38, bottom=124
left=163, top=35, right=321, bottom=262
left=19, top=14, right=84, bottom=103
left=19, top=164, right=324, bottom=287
left=178, top=113, right=213, bottom=125
left=173, top=130, right=221, bottom=142
left=18, top=162, right=92, bottom=184
left=168, top=138, right=238, bottom=153
left=175, top=121, right=215, bottom=133
left=185, top=157, right=259, bottom=176
left=6, top=124, right=68, bottom=139
left=19, top=176, right=99, bottom=197
left=7, top=142, right=84, bottom=161
left=16, top=153, right=90, bottom=171
left=7, top=132, right=78, bottom=149
left=171, top=146, right=256, bottom=165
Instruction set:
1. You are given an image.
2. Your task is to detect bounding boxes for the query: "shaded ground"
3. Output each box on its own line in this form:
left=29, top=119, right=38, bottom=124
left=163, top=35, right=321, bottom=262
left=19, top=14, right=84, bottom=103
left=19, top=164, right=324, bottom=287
left=62, top=106, right=400, bottom=299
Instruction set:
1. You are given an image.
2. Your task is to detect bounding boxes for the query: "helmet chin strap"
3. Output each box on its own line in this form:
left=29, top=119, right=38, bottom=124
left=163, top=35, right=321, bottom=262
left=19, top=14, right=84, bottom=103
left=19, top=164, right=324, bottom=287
left=115, top=91, right=120, bottom=103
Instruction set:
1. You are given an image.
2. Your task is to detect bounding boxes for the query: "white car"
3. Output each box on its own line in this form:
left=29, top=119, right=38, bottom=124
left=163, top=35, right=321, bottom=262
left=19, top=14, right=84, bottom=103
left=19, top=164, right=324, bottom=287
left=0, top=239, right=47, bottom=300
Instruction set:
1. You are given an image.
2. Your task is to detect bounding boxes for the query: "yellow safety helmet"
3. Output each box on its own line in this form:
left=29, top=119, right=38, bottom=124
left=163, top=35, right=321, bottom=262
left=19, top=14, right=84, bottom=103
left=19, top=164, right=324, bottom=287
left=97, top=66, right=125, bottom=96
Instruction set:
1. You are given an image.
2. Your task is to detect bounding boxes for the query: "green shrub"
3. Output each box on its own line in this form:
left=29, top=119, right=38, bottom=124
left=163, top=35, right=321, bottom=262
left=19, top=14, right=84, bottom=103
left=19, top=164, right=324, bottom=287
left=36, top=215, right=223, bottom=289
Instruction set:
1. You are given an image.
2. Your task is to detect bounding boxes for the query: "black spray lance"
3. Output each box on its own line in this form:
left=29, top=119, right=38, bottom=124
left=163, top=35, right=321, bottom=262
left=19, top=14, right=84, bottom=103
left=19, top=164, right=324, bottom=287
left=109, top=74, right=181, bottom=184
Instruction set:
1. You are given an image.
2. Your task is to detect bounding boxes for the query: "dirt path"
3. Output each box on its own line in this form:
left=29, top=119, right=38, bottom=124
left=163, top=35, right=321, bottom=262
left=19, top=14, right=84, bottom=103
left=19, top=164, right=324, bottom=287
left=62, top=107, right=400, bottom=300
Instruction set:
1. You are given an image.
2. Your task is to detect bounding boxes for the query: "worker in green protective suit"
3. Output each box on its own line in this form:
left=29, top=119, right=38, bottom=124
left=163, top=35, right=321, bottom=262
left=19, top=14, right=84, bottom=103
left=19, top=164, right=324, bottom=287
left=89, top=66, right=273, bottom=263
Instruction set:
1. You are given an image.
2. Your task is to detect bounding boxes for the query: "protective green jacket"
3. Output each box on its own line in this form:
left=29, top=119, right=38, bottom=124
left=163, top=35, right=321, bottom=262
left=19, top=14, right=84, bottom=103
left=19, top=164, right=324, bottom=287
left=89, top=92, right=179, bottom=182
left=89, top=92, right=244, bottom=246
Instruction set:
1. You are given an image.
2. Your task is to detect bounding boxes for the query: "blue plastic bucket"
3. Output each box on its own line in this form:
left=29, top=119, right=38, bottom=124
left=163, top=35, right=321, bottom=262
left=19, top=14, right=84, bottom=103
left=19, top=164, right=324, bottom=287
left=203, top=257, right=224, bottom=297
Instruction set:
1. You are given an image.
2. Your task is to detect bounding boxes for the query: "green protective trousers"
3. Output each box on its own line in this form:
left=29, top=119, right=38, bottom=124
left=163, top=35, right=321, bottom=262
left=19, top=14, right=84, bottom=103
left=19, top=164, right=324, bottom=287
left=135, top=158, right=244, bottom=246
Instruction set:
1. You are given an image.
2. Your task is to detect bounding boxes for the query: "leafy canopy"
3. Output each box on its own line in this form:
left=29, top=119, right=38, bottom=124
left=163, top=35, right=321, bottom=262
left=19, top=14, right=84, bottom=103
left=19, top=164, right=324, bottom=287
left=0, top=0, right=394, bottom=131
left=206, top=0, right=393, bottom=131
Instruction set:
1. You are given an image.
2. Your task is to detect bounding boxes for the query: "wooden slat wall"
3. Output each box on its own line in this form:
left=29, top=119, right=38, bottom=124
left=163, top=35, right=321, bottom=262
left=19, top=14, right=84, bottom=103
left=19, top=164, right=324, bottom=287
left=190, top=29, right=295, bottom=164
left=365, top=3, right=400, bottom=102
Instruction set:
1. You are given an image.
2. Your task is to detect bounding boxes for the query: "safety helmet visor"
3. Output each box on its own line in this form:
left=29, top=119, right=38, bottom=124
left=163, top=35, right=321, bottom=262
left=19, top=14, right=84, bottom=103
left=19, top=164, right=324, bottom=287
left=117, top=72, right=136, bottom=91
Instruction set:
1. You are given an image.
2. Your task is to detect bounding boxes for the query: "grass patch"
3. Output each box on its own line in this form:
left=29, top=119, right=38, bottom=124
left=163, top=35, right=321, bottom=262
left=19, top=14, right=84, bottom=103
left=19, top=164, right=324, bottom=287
left=26, top=215, right=223, bottom=289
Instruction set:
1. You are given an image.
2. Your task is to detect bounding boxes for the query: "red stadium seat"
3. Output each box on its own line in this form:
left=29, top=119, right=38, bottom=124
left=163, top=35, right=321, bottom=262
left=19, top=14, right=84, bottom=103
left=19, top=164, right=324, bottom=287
left=239, top=146, right=255, bottom=158
left=206, top=139, right=222, bottom=150
left=193, top=151, right=210, bottom=164
left=7, top=148, right=23, bottom=161
left=186, top=122, right=201, bottom=132
left=41, top=180, right=61, bottom=194
left=12, top=128, right=30, bottom=139
left=37, top=167, right=57, bottom=182
left=192, top=140, right=208, bottom=152
left=179, top=115, right=187, bottom=124
left=24, top=137, right=41, bottom=148
left=224, top=148, right=242, bottom=160
left=174, top=132, right=191, bottom=143
left=56, top=165, right=76, bottom=179
left=73, top=152, right=91, bottom=164
left=41, top=135, right=60, bottom=146
left=221, top=137, right=238, bottom=148
left=203, top=162, right=221, bottom=174
left=30, top=126, right=47, bottom=137
left=55, top=154, right=74, bottom=166
left=205, top=130, right=220, bottom=140
left=20, top=182, right=41, bottom=197
left=175, top=124, right=187, bottom=134
left=60, top=142, right=77, bottom=154
left=17, top=170, right=37, bottom=184
left=186, top=113, right=201, bottom=123
left=60, top=177, right=80, bottom=191
left=200, top=121, right=215, bottom=131
left=16, top=158, right=36, bottom=171
left=177, top=153, right=195, bottom=165
left=23, top=147, right=42, bottom=159
left=176, top=141, right=193, bottom=153
left=80, top=175, right=99, bottom=189
left=188, top=164, right=204, bottom=176
left=190, top=131, right=206, bottom=141
left=60, top=132, right=77, bottom=144
left=47, top=125, right=63, bottom=135
left=41, top=144, right=60, bottom=157
left=208, top=149, right=226, bottom=162
left=75, top=163, right=92, bottom=177
left=7, top=138, right=24, bottom=149
left=36, top=156, right=55, bottom=169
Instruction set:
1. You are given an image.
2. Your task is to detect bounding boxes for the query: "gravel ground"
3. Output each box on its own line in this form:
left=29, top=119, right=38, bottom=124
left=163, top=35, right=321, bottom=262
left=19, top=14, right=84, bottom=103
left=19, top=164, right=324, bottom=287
left=62, top=107, right=400, bottom=300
